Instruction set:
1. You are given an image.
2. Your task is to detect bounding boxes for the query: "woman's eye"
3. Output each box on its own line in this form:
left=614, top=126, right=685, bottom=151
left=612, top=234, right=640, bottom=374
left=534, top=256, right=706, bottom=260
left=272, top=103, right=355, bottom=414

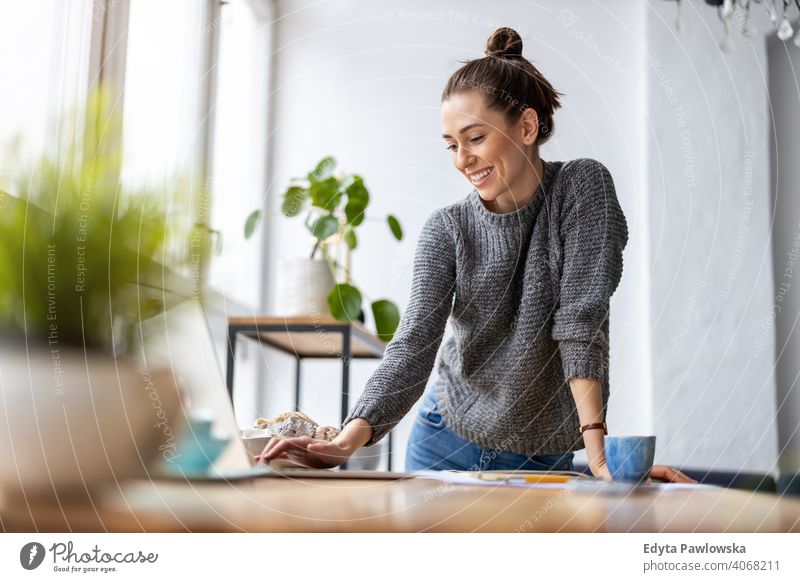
left=445, top=136, right=482, bottom=151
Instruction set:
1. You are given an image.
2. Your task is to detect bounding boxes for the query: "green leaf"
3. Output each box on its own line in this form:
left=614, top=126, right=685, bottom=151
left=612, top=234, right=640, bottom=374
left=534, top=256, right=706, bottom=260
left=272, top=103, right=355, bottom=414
left=345, top=175, right=367, bottom=200
left=309, top=214, right=339, bottom=240
left=308, top=156, right=336, bottom=182
left=344, top=228, right=357, bottom=250
left=244, top=210, right=262, bottom=239
left=344, top=200, right=367, bottom=226
left=327, top=283, right=362, bottom=322
left=371, top=299, right=400, bottom=342
left=282, top=186, right=308, bottom=217
left=344, top=177, right=370, bottom=226
left=309, top=177, right=342, bottom=211
left=387, top=214, right=403, bottom=241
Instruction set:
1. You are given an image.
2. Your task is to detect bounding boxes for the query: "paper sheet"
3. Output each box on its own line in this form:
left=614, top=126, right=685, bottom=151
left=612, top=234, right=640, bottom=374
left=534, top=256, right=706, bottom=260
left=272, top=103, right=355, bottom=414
left=413, top=470, right=577, bottom=489
left=413, top=470, right=719, bottom=492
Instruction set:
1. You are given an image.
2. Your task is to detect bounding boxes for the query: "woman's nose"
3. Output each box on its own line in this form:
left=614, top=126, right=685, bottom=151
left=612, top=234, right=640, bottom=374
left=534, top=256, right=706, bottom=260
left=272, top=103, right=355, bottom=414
left=456, top=148, right=473, bottom=172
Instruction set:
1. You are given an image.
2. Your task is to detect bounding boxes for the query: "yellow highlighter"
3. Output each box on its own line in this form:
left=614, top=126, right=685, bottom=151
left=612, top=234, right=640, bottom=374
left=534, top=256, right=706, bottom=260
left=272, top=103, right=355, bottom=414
left=506, top=474, right=572, bottom=484
left=472, top=471, right=574, bottom=484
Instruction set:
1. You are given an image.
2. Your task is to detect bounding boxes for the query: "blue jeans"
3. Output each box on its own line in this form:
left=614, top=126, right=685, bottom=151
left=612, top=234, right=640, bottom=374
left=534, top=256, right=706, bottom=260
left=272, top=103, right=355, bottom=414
left=405, top=385, right=575, bottom=472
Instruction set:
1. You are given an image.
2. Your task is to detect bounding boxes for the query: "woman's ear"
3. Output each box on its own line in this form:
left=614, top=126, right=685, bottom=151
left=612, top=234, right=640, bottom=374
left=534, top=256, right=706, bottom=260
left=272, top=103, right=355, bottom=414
left=520, top=107, right=539, bottom=146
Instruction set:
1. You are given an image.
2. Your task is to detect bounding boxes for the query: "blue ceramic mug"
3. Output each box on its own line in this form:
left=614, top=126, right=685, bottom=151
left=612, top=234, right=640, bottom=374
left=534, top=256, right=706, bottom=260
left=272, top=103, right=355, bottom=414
left=605, top=436, right=656, bottom=483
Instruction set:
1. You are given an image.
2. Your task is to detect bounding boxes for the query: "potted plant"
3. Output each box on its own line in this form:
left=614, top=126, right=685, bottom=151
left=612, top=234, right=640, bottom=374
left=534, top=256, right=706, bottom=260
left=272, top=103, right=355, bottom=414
left=0, top=88, right=197, bottom=499
left=245, top=157, right=403, bottom=341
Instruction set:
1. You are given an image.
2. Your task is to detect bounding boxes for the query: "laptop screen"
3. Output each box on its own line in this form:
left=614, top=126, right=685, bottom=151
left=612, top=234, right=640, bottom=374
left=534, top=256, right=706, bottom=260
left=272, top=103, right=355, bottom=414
left=139, top=300, right=252, bottom=473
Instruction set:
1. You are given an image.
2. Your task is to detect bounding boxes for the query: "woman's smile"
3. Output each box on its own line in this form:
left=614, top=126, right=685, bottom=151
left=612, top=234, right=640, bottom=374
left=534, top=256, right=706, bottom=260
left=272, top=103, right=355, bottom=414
left=469, top=166, right=494, bottom=187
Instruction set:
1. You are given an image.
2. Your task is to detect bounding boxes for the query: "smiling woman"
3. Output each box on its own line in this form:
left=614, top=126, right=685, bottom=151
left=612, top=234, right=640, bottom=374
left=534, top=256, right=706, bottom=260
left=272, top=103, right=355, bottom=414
left=260, top=27, right=694, bottom=484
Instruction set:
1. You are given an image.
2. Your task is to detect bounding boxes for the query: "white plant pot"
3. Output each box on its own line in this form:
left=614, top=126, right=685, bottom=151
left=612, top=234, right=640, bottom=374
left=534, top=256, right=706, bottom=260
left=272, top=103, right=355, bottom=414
left=276, top=257, right=335, bottom=317
left=348, top=440, right=384, bottom=471
left=0, top=340, right=183, bottom=499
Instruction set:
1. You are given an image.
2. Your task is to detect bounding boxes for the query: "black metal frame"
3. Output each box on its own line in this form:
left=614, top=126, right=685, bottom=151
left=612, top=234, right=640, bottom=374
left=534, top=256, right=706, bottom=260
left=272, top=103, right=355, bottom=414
left=226, top=321, right=392, bottom=471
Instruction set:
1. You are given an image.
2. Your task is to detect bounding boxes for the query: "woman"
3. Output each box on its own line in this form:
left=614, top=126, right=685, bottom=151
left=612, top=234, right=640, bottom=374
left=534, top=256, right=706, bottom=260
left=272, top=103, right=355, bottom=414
left=261, top=28, right=694, bottom=483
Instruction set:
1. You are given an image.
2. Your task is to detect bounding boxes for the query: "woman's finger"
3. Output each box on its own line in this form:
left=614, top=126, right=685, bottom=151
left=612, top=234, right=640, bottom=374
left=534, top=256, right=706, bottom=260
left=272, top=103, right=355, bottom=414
left=258, top=438, right=285, bottom=461
left=664, top=467, right=693, bottom=483
left=263, top=436, right=314, bottom=460
left=260, top=437, right=282, bottom=456
left=262, top=438, right=294, bottom=460
left=650, top=465, right=697, bottom=483
left=258, top=438, right=285, bottom=462
left=255, top=450, right=289, bottom=464
left=671, top=469, right=697, bottom=483
left=261, top=438, right=298, bottom=462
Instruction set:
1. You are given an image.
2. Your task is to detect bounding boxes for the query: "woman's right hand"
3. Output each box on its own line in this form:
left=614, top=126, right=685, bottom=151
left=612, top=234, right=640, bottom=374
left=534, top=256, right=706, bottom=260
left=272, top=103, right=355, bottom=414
left=257, top=436, right=356, bottom=469
left=257, top=417, right=373, bottom=469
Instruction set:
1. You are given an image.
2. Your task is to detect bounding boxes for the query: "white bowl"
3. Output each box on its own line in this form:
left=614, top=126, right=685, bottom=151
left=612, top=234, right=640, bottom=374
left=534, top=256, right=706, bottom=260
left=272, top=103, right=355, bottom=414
left=241, top=430, right=273, bottom=463
left=348, top=440, right=384, bottom=470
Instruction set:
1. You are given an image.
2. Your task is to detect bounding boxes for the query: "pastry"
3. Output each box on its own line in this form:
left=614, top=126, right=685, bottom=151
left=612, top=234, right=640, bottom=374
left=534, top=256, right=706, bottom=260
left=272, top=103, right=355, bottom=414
left=254, top=411, right=340, bottom=441
left=313, top=425, right=341, bottom=441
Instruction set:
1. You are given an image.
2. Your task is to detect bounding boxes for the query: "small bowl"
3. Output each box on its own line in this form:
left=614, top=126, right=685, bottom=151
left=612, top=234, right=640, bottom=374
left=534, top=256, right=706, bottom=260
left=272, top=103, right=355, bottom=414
left=241, top=429, right=273, bottom=464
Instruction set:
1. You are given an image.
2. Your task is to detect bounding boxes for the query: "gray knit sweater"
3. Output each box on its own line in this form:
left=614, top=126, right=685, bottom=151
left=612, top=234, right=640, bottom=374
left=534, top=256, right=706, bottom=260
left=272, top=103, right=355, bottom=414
left=343, top=158, right=629, bottom=456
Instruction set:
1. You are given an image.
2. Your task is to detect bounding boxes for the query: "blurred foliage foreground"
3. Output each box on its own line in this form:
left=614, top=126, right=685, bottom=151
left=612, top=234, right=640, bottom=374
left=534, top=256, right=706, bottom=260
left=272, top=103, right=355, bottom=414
left=0, top=87, right=208, bottom=356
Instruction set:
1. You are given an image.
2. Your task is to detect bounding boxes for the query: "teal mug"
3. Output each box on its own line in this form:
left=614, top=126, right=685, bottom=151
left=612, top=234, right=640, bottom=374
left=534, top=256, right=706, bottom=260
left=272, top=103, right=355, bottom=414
left=163, top=409, right=229, bottom=476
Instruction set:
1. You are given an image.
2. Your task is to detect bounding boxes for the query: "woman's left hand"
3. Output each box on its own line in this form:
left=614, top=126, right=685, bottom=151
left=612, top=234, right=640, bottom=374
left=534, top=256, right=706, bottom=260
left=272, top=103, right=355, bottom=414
left=648, top=465, right=697, bottom=484
left=589, top=458, right=614, bottom=481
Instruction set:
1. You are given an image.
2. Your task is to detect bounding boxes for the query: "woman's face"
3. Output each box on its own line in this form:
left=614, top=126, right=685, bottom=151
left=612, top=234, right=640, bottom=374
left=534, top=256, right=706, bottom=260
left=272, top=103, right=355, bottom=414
left=441, top=91, right=537, bottom=207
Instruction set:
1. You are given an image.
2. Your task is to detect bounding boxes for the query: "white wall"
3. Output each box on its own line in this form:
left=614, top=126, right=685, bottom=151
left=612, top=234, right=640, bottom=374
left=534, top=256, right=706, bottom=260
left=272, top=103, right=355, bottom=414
left=645, top=0, right=779, bottom=472
left=260, top=0, right=649, bottom=470
left=768, top=32, right=800, bottom=476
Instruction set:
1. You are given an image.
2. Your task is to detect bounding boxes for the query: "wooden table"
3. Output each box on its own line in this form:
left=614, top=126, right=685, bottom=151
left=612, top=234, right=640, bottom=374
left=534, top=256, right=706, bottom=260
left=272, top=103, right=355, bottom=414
left=4, top=476, right=800, bottom=533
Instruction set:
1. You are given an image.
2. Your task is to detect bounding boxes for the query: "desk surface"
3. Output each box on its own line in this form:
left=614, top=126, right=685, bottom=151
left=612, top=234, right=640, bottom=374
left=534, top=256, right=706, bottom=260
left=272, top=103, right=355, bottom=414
left=3, top=476, right=800, bottom=533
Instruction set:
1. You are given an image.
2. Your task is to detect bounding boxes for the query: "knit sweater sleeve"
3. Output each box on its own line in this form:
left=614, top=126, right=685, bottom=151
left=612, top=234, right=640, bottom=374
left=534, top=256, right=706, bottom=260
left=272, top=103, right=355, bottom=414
left=343, top=209, right=457, bottom=445
left=552, top=159, right=629, bottom=382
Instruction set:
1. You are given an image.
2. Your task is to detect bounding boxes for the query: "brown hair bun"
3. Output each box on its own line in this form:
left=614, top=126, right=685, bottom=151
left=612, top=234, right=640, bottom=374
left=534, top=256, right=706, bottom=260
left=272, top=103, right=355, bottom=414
left=485, top=27, right=523, bottom=58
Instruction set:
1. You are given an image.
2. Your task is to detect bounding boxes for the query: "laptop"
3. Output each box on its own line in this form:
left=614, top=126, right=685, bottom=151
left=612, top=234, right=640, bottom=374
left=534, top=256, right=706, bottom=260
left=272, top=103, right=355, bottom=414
left=139, top=300, right=412, bottom=481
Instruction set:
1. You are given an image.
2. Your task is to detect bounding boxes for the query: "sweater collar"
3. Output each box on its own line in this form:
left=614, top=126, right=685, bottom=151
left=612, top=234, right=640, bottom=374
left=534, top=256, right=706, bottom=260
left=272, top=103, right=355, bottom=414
left=468, top=159, right=556, bottom=226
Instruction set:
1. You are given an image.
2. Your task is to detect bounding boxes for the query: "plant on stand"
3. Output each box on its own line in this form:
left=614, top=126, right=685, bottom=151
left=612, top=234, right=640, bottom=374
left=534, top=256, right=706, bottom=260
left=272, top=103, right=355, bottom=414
left=245, top=156, right=403, bottom=342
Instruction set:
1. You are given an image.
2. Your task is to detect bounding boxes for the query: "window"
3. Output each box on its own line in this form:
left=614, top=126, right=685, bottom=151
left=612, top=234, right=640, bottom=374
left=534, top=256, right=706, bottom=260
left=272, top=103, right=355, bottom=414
left=120, top=0, right=207, bottom=191
left=1, top=0, right=270, bottom=310
left=206, top=0, right=272, bottom=307
left=120, top=0, right=212, bottom=279
left=0, top=1, right=93, bottom=185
